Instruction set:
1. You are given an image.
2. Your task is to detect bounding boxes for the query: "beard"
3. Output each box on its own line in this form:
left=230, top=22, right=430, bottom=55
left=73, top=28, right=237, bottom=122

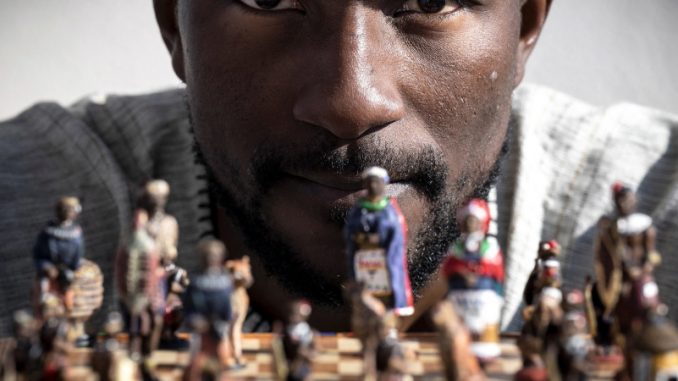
left=192, top=110, right=509, bottom=308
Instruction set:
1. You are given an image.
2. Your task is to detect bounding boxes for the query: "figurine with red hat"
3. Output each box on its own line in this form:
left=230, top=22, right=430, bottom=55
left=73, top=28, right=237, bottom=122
left=442, top=198, right=505, bottom=361
left=523, top=240, right=562, bottom=307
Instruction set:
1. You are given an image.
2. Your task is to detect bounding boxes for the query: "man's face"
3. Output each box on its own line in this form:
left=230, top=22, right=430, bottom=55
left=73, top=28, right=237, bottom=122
left=157, top=0, right=548, bottom=309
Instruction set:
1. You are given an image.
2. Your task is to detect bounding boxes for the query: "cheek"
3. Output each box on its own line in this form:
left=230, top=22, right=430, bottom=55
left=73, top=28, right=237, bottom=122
left=182, top=7, right=305, bottom=174
left=400, top=14, right=520, bottom=178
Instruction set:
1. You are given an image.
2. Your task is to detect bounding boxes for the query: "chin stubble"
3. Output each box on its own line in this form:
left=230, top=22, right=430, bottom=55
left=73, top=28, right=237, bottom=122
left=189, top=101, right=510, bottom=308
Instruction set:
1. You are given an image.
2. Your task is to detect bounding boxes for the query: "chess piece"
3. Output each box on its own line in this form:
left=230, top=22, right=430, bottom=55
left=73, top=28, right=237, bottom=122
left=375, top=312, right=410, bottom=381
left=282, top=300, right=317, bottom=381
left=516, top=241, right=564, bottom=380
left=139, top=180, right=179, bottom=265
left=116, top=209, right=165, bottom=359
left=11, top=310, right=43, bottom=381
left=347, top=282, right=387, bottom=380
left=523, top=240, right=561, bottom=307
left=629, top=305, right=678, bottom=380
left=32, top=197, right=85, bottom=317
left=587, top=183, right=658, bottom=372
left=91, top=312, right=139, bottom=381
left=557, top=290, right=594, bottom=381
left=432, top=300, right=485, bottom=381
left=38, top=317, right=70, bottom=381
left=135, top=180, right=190, bottom=351
left=442, top=198, right=504, bottom=361
left=516, top=287, right=563, bottom=381
left=160, top=258, right=190, bottom=349
left=183, top=239, right=233, bottom=381
left=226, top=256, right=253, bottom=368
left=344, top=166, right=414, bottom=317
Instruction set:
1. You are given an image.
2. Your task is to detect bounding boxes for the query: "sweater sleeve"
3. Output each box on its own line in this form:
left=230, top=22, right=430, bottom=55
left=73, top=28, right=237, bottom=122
left=0, top=103, right=132, bottom=335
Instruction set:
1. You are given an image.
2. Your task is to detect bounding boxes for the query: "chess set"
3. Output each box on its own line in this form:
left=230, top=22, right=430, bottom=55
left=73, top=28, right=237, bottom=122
left=1, top=170, right=678, bottom=381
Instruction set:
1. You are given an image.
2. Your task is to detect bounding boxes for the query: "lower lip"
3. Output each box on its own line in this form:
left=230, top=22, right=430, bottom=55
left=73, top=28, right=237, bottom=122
left=277, top=175, right=412, bottom=208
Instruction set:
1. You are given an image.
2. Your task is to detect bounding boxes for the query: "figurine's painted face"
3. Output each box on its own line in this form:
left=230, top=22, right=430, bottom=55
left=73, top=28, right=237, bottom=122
left=156, top=0, right=549, bottom=321
left=463, top=215, right=482, bottom=235
left=614, top=191, right=637, bottom=216
left=364, top=176, right=386, bottom=200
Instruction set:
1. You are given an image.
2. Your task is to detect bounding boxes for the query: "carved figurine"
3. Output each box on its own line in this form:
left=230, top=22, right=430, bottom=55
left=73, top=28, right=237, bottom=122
left=11, top=310, right=43, bottom=381
left=183, top=239, right=233, bottom=380
left=160, top=257, right=190, bottom=349
left=282, top=300, right=317, bottom=381
left=91, top=312, right=139, bottom=381
left=115, top=209, right=165, bottom=359
left=523, top=240, right=561, bottom=307
left=225, top=256, right=253, bottom=368
left=344, top=166, right=414, bottom=317
left=516, top=240, right=564, bottom=380
left=38, top=317, right=70, bottom=381
left=32, top=197, right=104, bottom=347
left=558, top=290, right=594, bottom=381
left=432, top=300, right=485, bottom=381
left=134, top=179, right=190, bottom=350
left=442, top=199, right=505, bottom=361
left=33, top=197, right=85, bottom=316
left=516, top=287, right=563, bottom=381
left=628, top=304, right=678, bottom=380
left=375, top=312, right=410, bottom=381
left=588, top=183, right=657, bottom=369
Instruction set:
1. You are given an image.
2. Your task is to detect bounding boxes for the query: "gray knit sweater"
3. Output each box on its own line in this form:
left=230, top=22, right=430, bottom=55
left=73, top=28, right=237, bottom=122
left=1, top=84, right=677, bottom=335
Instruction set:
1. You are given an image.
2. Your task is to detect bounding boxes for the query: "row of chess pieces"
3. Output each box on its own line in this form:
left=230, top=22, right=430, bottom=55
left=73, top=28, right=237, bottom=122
left=3, top=173, right=678, bottom=381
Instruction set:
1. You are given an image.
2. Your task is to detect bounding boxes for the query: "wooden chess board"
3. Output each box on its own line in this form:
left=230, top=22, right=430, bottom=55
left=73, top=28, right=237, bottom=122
left=2, top=333, right=618, bottom=380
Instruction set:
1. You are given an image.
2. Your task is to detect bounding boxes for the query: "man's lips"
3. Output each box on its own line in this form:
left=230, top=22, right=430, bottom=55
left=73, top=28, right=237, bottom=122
left=286, top=171, right=364, bottom=192
left=281, top=171, right=412, bottom=206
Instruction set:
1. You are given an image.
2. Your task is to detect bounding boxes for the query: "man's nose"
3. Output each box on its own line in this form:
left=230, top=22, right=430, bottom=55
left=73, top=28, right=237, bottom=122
left=293, top=9, right=405, bottom=140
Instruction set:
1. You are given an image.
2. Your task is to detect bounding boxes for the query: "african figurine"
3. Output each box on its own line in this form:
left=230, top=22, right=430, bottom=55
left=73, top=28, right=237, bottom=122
left=443, top=198, right=504, bottom=361
left=345, top=166, right=414, bottom=317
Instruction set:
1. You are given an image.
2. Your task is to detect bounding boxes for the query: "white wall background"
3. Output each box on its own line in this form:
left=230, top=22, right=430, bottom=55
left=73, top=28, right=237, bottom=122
left=1, top=1, right=676, bottom=121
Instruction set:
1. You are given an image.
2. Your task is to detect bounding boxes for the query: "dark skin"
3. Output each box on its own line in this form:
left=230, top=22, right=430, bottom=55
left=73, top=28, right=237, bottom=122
left=155, top=0, right=551, bottom=330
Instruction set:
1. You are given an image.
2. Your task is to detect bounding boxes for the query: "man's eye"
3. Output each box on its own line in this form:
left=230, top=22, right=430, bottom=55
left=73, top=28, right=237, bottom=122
left=397, top=0, right=465, bottom=15
left=238, top=0, right=303, bottom=12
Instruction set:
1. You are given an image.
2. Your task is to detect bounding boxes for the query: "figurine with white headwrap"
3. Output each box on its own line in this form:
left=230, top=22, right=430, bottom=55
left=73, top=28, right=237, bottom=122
left=344, top=166, right=414, bottom=317
left=442, top=198, right=505, bottom=361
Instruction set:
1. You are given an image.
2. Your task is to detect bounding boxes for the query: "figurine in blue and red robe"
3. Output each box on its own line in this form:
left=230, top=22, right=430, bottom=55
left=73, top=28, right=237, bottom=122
left=33, top=197, right=84, bottom=314
left=443, top=198, right=505, bottom=361
left=344, top=166, right=414, bottom=317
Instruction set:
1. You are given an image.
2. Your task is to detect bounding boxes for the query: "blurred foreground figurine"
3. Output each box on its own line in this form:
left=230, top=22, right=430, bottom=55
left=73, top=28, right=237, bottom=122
left=225, top=256, right=254, bottom=368
left=33, top=197, right=103, bottom=347
left=515, top=241, right=564, bottom=380
left=345, top=166, right=414, bottom=317
left=11, top=310, right=43, bottom=381
left=558, top=290, right=594, bottom=380
left=183, top=239, right=233, bottom=380
left=33, top=197, right=84, bottom=315
left=116, top=209, right=165, bottom=359
left=91, top=312, right=139, bottom=381
left=432, top=301, right=485, bottom=381
left=523, top=241, right=561, bottom=307
left=628, top=305, right=678, bottom=380
left=347, top=283, right=412, bottom=381
left=587, top=183, right=659, bottom=372
left=442, top=199, right=504, bottom=361
left=281, top=300, right=317, bottom=381
left=136, top=180, right=190, bottom=349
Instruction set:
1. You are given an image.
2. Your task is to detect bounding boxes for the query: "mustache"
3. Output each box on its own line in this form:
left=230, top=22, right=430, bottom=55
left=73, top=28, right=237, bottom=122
left=250, top=135, right=448, bottom=202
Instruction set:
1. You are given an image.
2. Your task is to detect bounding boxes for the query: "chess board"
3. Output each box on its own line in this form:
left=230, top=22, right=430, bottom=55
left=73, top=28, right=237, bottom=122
left=64, top=333, right=523, bottom=380
left=2, top=333, right=619, bottom=380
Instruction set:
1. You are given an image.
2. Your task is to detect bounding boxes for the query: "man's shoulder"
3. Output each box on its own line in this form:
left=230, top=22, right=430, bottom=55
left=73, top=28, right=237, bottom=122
left=513, top=84, right=678, bottom=139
